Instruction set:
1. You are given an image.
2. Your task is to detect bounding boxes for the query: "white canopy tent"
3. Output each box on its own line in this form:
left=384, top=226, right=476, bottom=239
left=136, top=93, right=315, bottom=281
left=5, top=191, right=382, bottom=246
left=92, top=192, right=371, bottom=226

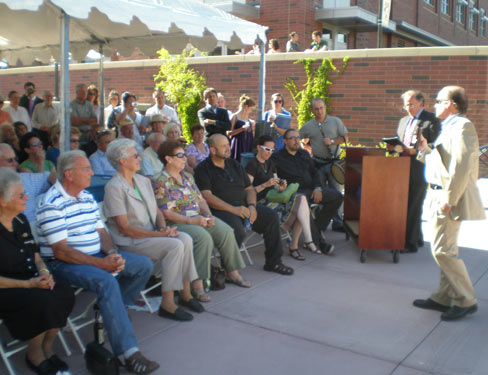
left=0, top=0, right=267, bottom=150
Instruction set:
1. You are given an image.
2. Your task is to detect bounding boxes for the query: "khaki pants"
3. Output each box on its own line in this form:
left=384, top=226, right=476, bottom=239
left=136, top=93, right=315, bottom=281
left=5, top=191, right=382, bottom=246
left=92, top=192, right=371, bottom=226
left=427, top=191, right=477, bottom=307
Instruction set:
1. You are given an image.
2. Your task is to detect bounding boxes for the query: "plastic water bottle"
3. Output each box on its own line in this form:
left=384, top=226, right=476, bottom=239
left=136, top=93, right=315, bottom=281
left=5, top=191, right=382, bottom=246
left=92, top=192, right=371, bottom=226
left=243, top=218, right=252, bottom=230
left=93, top=305, right=104, bottom=345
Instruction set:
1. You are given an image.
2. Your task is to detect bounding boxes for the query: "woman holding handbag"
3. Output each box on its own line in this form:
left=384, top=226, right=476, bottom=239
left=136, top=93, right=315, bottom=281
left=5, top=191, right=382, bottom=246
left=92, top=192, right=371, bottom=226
left=245, top=135, right=320, bottom=260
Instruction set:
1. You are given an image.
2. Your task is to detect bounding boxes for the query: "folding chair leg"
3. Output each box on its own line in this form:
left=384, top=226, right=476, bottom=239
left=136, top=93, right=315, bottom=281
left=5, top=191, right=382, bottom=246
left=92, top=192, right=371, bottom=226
left=57, top=330, right=72, bottom=356
left=139, top=281, right=162, bottom=314
left=240, top=243, right=254, bottom=265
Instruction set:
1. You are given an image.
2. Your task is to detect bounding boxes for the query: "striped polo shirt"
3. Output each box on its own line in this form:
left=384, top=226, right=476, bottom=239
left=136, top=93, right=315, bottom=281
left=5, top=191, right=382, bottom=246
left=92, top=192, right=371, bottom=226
left=36, top=181, right=105, bottom=257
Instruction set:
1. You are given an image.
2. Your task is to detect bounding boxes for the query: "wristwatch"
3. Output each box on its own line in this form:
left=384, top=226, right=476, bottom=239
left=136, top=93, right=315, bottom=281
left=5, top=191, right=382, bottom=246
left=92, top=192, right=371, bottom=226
left=107, top=248, right=118, bottom=255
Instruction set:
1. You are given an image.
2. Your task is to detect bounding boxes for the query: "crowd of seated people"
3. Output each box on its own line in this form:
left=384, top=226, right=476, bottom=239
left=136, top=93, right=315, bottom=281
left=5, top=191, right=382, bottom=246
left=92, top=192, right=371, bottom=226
left=0, top=80, right=347, bottom=375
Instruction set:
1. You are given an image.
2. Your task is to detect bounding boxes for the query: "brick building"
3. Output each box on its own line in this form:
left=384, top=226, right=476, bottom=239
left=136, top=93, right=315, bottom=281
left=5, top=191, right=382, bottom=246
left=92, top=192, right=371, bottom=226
left=208, top=0, right=488, bottom=50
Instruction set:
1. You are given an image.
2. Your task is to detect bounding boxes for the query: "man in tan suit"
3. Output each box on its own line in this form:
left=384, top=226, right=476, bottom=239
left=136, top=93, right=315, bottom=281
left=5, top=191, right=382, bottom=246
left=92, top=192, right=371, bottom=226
left=413, top=86, right=485, bottom=321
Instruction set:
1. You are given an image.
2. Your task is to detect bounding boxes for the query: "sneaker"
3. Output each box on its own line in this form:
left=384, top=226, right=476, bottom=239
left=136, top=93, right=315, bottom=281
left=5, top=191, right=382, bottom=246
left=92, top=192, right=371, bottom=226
left=126, top=351, right=160, bottom=375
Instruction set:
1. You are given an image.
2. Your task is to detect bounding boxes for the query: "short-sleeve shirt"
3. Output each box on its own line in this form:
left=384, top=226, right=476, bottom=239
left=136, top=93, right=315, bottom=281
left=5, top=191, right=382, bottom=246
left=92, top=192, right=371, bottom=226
left=194, top=156, right=251, bottom=206
left=245, top=157, right=277, bottom=201
left=70, top=99, right=96, bottom=120
left=154, top=170, right=202, bottom=217
left=299, top=116, right=348, bottom=160
left=309, top=39, right=328, bottom=50
left=36, top=181, right=104, bottom=257
left=185, top=142, right=209, bottom=166
left=19, top=159, right=55, bottom=173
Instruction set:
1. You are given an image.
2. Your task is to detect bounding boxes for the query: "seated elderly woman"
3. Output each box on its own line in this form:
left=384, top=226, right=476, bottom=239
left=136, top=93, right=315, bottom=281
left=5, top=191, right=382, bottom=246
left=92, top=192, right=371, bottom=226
left=245, top=135, right=320, bottom=260
left=185, top=124, right=209, bottom=169
left=154, top=140, right=251, bottom=289
left=103, top=138, right=205, bottom=322
left=163, top=122, right=186, bottom=146
left=0, top=167, right=74, bottom=375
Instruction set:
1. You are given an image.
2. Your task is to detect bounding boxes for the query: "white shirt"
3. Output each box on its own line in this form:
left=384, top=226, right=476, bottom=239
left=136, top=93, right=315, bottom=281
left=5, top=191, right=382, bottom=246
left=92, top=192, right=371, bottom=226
left=4, top=105, right=32, bottom=130
left=145, top=104, right=180, bottom=124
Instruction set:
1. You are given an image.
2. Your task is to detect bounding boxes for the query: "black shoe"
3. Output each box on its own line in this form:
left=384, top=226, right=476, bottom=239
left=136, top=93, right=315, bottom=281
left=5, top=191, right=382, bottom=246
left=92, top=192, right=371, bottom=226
left=158, top=306, right=193, bottom=321
left=25, top=356, right=58, bottom=375
left=48, top=354, right=69, bottom=372
left=418, top=239, right=424, bottom=247
left=319, top=239, right=335, bottom=255
left=179, top=297, right=205, bottom=313
left=441, top=305, right=478, bottom=321
left=413, top=298, right=449, bottom=312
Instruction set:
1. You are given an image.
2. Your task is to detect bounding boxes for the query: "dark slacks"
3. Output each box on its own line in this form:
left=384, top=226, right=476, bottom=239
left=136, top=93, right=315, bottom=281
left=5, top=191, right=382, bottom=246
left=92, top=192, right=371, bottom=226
left=405, top=158, right=428, bottom=252
left=212, top=204, right=284, bottom=266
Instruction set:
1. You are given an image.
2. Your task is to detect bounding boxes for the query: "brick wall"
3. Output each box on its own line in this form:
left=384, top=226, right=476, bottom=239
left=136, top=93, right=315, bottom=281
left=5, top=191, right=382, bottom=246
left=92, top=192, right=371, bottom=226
left=0, top=48, right=486, bottom=148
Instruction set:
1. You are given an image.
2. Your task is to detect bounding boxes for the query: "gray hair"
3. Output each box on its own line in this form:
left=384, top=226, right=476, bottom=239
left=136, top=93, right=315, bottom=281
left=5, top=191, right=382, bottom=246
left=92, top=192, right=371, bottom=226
left=146, top=132, right=164, bottom=144
left=162, top=123, right=181, bottom=137
left=401, top=90, right=425, bottom=105
left=57, top=150, right=87, bottom=181
left=0, top=143, right=14, bottom=157
left=0, top=167, right=22, bottom=202
left=105, top=138, right=137, bottom=170
left=75, top=83, right=87, bottom=93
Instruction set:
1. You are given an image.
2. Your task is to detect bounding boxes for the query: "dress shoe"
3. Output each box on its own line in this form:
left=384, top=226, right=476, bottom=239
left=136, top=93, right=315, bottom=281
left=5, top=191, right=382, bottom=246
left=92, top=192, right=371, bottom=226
left=319, top=239, right=335, bottom=255
left=48, top=354, right=69, bottom=372
left=25, top=356, right=58, bottom=375
left=178, top=297, right=205, bottom=313
left=158, top=306, right=193, bottom=321
left=441, top=304, right=478, bottom=321
left=413, top=298, right=449, bottom=312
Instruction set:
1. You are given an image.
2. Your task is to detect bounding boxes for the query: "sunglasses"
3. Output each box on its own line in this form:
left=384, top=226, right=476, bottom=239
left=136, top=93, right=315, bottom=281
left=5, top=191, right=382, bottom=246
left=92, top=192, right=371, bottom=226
left=170, top=152, right=186, bottom=158
left=30, top=141, right=42, bottom=147
left=260, top=146, right=275, bottom=152
left=70, top=138, right=80, bottom=142
left=274, top=100, right=283, bottom=103
left=4, top=157, right=18, bottom=163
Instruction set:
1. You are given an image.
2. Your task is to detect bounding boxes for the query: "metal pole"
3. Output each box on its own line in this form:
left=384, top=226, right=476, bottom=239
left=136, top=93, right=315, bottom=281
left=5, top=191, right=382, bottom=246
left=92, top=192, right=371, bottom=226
left=98, top=43, right=105, bottom=126
left=257, top=38, right=266, bottom=121
left=54, top=62, right=59, bottom=101
left=60, top=10, right=70, bottom=152
left=377, top=0, right=383, bottom=48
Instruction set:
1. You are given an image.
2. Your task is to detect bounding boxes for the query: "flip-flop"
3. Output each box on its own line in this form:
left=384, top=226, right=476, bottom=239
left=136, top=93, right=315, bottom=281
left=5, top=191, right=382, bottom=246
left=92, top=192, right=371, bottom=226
left=225, top=276, right=251, bottom=288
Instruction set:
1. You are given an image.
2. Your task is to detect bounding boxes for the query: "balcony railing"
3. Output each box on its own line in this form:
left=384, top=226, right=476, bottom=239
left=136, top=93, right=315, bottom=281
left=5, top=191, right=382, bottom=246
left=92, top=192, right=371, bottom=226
left=323, top=0, right=351, bottom=8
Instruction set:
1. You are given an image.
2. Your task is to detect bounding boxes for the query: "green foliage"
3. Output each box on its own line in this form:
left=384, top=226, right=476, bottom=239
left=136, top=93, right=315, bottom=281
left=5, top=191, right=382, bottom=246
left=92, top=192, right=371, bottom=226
left=284, top=56, right=349, bottom=128
left=154, top=48, right=207, bottom=141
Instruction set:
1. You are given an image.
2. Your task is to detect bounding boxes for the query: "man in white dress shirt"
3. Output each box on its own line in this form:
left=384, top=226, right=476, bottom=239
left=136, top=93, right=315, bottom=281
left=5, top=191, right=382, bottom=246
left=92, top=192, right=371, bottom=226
left=145, top=89, right=180, bottom=125
left=4, top=90, right=32, bottom=130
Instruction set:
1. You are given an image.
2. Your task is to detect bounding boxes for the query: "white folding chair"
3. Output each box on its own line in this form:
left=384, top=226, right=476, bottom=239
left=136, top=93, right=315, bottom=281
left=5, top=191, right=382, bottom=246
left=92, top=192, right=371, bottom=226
left=139, top=280, right=162, bottom=314
left=0, top=319, right=71, bottom=375
left=64, top=288, right=97, bottom=353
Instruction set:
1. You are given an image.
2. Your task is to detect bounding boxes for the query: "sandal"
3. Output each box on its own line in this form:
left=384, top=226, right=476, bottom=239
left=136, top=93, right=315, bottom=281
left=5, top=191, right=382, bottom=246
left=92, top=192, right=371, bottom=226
left=303, top=241, right=322, bottom=255
left=289, top=248, right=305, bottom=261
left=126, top=351, right=160, bottom=375
left=191, top=287, right=211, bottom=302
left=263, top=263, right=294, bottom=276
left=226, top=275, right=252, bottom=288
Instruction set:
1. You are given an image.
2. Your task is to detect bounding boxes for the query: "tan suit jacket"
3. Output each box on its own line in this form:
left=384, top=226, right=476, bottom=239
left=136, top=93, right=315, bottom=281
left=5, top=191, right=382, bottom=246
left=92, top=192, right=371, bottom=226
left=419, top=115, right=485, bottom=221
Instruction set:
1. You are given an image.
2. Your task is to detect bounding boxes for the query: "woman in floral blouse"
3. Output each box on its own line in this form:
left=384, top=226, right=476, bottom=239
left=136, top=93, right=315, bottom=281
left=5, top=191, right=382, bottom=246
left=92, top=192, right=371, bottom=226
left=154, top=139, right=251, bottom=290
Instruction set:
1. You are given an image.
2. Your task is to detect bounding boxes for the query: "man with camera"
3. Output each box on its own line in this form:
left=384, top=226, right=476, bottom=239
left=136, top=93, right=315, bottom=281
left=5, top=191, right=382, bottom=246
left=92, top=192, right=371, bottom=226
left=19, top=81, right=44, bottom=118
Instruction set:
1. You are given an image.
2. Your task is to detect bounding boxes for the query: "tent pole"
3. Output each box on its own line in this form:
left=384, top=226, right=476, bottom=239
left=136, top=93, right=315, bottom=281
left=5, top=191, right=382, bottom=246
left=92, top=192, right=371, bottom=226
left=60, top=10, right=70, bottom=152
left=258, top=39, right=265, bottom=121
left=99, top=43, right=105, bottom=126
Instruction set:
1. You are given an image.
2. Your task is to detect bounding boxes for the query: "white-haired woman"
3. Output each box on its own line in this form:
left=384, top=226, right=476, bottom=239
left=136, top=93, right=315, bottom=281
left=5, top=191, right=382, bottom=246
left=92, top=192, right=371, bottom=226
left=103, top=139, right=206, bottom=322
left=0, top=167, right=74, bottom=375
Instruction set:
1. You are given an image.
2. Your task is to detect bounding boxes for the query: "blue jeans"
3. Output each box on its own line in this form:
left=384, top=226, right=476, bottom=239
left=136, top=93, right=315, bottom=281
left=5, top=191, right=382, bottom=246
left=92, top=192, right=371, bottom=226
left=47, top=251, right=153, bottom=356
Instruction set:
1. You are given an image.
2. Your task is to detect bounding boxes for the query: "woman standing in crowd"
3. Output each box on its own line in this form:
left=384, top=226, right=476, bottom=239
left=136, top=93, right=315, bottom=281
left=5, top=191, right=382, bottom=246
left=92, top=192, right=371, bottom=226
left=103, top=139, right=205, bottom=321
left=155, top=140, right=250, bottom=292
left=264, top=93, right=293, bottom=151
left=0, top=168, right=74, bottom=375
left=104, top=90, right=120, bottom=127
left=87, top=84, right=101, bottom=123
left=229, top=94, right=255, bottom=161
left=246, top=135, right=320, bottom=260
left=185, top=125, right=209, bottom=169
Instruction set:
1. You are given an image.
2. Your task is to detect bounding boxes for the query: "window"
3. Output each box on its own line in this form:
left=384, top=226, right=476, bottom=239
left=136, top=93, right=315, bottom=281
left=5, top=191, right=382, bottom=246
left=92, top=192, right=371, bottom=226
left=424, top=0, right=434, bottom=5
left=441, top=0, right=450, bottom=14
left=456, top=2, right=466, bottom=24
left=469, top=11, right=477, bottom=30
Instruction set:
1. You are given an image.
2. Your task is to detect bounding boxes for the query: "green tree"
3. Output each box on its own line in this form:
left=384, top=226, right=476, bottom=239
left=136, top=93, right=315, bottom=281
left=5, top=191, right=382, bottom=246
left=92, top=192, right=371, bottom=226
left=154, top=48, right=207, bottom=141
left=284, top=56, right=349, bottom=128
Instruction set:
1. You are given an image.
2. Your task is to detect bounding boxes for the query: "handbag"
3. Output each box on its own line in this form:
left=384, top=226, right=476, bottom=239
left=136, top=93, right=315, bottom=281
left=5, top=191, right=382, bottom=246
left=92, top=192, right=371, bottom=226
left=265, top=183, right=299, bottom=204
left=210, top=264, right=226, bottom=291
left=84, top=342, right=120, bottom=375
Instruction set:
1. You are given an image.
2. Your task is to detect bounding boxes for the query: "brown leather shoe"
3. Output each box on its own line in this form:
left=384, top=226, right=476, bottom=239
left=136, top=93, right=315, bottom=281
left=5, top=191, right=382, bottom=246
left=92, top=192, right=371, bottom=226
left=413, top=298, right=449, bottom=312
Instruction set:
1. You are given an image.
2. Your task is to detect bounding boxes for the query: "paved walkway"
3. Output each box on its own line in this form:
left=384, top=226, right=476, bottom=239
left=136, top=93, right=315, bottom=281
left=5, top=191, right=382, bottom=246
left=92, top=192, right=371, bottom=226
left=3, top=180, right=488, bottom=375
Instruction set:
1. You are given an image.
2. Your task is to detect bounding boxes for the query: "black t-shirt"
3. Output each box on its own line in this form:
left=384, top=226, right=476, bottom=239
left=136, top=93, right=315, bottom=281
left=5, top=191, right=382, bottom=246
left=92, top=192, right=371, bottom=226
left=245, top=157, right=276, bottom=201
left=194, top=156, right=251, bottom=206
left=0, top=214, right=39, bottom=280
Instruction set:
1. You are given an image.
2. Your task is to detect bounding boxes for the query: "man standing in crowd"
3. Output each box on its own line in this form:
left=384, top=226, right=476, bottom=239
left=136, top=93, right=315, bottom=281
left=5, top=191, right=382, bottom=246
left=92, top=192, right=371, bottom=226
left=20, top=81, right=44, bottom=118
left=70, top=83, right=97, bottom=143
left=198, top=88, right=232, bottom=139
left=37, top=151, right=159, bottom=373
left=195, top=134, right=294, bottom=276
left=272, top=129, right=342, bottom=254
left=32, top=90, right=60, bottom=131
left=396, top=90, right=440, bottom=253
left=413, top=86, right=484, bottom=321
left=299, top=98, right=348, bottom=232
left=286, top=32, right=300, bottom=52
left=5, top=90, right=32, bottom=130
left=145, top=89, right=180, bottom=125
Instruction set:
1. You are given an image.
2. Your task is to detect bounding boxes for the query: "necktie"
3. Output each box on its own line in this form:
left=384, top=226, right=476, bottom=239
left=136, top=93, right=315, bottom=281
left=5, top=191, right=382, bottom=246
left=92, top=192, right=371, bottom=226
left=403, top=117, right=416, bottom=146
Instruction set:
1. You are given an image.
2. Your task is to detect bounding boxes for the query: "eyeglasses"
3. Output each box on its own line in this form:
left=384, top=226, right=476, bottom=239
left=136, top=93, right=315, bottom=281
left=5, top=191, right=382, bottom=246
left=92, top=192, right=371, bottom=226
left=69, top=138, right=80, bottom=143
left=69, top=166, right=92, bottom=172
left=129, top=153, right=141, bottom=159
left=3, top=157, right=18, bottom=163
left=170, top=152, right=186, bottom=158
left=285, top=136, right=300, bottom=141
left=435, top=99, right=450, bottom=104
left=273, top=100, right=283, bottom=104
left=260, top=146, right=275, bottom=152
left=29, top=141, right=42, bottom=147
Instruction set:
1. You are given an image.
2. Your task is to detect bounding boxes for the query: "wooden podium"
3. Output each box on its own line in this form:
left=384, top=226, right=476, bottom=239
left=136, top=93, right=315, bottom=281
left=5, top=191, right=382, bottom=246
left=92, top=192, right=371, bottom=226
left=343, top=147, right=411, bottom=263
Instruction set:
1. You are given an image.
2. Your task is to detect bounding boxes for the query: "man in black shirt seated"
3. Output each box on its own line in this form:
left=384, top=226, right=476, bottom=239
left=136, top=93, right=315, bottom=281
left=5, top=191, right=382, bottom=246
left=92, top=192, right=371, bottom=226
left=194, top=134, right=293, bottom=275
left=271, top=129, right=342, bottom=253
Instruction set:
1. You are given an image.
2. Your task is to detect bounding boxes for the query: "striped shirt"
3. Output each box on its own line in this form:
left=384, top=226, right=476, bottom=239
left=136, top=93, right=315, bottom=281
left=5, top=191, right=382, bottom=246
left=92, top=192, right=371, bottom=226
left=36, top=181, right=105, bottom=257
